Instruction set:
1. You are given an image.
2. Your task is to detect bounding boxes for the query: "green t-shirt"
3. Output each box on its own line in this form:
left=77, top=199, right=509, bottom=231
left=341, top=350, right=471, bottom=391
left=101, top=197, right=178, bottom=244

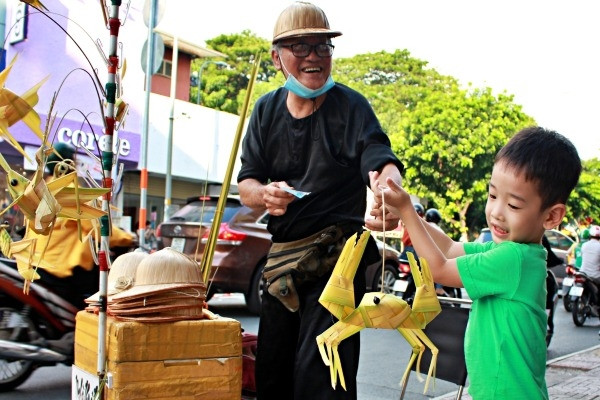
left=458, top=241, right=548, bottom=400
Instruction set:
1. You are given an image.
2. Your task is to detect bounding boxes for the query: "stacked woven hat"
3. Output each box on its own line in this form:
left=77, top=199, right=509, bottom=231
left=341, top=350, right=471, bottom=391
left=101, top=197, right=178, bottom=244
left=86, top=248, right=209, bottom=322
left=85, top=250, right=149, bottom=305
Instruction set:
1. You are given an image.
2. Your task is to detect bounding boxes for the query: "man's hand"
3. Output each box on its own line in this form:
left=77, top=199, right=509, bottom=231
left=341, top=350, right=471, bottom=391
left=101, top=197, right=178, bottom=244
left=366, top=170, right=400, bottom=231
left=365, top=208, right=400, bottom=231
left=263, top=181, right=295, bottom=216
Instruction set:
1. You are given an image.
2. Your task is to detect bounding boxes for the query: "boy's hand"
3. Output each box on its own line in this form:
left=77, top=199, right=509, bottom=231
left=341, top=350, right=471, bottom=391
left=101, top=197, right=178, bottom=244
left=381, top=177, right=413, bottom=217
left=263, top=181, right=295, bottom=216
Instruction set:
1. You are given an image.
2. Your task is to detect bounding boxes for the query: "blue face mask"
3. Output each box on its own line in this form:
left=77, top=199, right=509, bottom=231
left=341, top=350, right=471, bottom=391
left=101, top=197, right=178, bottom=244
left=283, top=73, right=335, bottom=99
left=280, top=56, right=335, bottom=99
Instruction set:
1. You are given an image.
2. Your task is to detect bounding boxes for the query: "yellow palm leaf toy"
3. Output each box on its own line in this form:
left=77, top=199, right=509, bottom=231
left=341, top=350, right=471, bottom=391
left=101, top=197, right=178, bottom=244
left=0, top=224, right=12, bottom=258
left=0, top=225, right=48, bottom=293
left=0, top=146, right=109, bottom=236
left=316, top=231, right=441, bottom=393
left=0, top=54, right=48, bottom=161
left=8, top=234, right=51, bottom=294
left=0, top=143, right=108, bottom=292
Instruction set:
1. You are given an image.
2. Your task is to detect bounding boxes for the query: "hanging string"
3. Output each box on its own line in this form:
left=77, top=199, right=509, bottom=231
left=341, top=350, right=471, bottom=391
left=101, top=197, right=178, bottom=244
left=380, top=186, right=387, bottom=292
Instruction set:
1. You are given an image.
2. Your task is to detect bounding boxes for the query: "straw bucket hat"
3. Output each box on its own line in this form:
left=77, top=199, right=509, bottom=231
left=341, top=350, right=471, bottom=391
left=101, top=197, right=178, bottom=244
left=110, top=247, right=206, bottom=301
left=272, top=1, right=341, bottom=43
left=85, top=250, right=149, bottom=304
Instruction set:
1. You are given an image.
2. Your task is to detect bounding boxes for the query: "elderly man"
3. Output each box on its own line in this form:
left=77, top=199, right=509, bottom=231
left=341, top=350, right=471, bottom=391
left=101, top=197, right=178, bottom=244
left=237, top=2, right=404, bottom=399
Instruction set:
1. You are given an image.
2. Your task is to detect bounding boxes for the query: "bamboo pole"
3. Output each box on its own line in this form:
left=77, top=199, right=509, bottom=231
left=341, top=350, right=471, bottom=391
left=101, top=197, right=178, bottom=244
left=200, top=54, right=261, bottom=284
left=96, top=0, right=122, bottom=390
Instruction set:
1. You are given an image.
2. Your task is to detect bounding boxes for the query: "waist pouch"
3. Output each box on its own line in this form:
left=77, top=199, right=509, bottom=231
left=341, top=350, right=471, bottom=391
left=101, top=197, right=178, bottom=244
left=264, top=225, right=346, bottom=312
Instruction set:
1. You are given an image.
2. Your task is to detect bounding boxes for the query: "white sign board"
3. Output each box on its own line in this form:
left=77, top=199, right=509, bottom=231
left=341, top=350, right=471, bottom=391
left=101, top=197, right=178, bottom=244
left=71, top=365, right=100, bottom=400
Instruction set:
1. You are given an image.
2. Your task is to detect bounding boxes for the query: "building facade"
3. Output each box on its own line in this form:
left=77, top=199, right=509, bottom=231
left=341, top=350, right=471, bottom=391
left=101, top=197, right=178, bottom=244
left=1, top=0, right=242, bottom=232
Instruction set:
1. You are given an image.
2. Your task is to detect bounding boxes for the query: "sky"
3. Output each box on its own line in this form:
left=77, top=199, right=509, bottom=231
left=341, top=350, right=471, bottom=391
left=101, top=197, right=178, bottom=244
left=156, top=0, right=600, bottom=161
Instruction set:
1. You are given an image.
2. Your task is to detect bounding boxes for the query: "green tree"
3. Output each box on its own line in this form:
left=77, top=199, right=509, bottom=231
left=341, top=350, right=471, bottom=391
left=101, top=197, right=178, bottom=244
left=390, top=86, right=535, bottom=240
left=197, top=33, right=599, bottom=238
left=333, top=50, right=456, bottom=136
left=567, top=158, right=600, bottom=225
left=198, top=30, right=275, bottom=114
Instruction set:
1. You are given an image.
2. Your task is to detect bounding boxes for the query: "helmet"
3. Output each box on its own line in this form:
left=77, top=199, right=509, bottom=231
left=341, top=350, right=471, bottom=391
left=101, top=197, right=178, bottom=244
left=425, top=208, right=442, bottom=224
left=589, top=225, right=600, bottom=238
left=413, top=203, right=424, bottom=217
left=272, top=2, right=342, bottom=44
left=581, top=228, right=591, bottom=240
left=45, top=142, right=76, bottom=175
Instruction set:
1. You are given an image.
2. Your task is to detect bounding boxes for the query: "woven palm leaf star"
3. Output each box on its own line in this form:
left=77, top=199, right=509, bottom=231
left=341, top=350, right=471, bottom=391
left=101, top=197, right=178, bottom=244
left=0, top=55, right=48, bottom=161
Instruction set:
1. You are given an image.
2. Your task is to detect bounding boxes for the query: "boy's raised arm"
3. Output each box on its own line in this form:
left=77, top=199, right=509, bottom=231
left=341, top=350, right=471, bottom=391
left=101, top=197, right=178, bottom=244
left=382, top=177, right=464, bottom=288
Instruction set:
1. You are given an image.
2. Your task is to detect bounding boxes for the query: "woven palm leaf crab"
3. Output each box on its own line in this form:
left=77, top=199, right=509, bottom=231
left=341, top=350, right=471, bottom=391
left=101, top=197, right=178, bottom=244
left=316, top=229, right=441, bottom=392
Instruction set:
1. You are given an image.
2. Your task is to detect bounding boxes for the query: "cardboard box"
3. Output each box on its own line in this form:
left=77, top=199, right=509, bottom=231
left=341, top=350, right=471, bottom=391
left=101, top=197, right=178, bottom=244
left=74, top=311, right=242, bottom=399
left=104, top=358, right=241, bottom=400
left=75, top=311, right=242, bottom=364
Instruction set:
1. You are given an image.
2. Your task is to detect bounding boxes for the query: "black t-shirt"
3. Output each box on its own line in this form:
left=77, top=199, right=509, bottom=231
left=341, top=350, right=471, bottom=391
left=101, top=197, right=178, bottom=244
left=238, top=83, right=404, bottom=242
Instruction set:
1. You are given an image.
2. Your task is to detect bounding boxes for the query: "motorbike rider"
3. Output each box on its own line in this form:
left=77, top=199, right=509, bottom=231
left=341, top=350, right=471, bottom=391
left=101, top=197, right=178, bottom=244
left=568, top=227, right=590, bottom=270
left=25, top=142, right=134, bottom=309
left=424, top=208, right=443, bottom=231
left=580, top=225, right=600, bottom=314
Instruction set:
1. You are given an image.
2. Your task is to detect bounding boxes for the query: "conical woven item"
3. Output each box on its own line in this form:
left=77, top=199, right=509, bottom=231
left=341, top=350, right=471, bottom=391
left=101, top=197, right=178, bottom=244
left=107, top=288, right=205, bottom=310
left=110, top=247, right=206, bottom=301
left=272, top=1, right=341, bottom=43
left=108, top=298, right=204, bottom=316
left=85, top=250, right=149, bottom=304
left=111, top=314, right=204, bottom=323
left=111, top=307, right=217, bottom=323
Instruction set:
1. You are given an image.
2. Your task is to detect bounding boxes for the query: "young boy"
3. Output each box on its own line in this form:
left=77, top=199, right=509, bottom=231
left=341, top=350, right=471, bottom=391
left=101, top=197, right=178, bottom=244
left=370, top=126, right=581, bottom=399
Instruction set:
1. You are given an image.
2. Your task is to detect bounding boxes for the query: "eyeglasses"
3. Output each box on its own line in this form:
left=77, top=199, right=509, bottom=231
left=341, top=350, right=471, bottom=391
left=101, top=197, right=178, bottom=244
left=279, top=43, right=335, bottom=58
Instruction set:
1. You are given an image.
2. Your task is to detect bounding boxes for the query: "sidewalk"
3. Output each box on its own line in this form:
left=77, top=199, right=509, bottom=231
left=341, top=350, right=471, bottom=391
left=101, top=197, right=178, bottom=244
left=434, top=344, right=600, bottom=399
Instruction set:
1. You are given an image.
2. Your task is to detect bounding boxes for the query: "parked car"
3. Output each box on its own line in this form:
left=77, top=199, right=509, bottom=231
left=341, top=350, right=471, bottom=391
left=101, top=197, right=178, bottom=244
left=156, top=196, right=401, bottom=314
left=475, top=228, right=575, bottom=285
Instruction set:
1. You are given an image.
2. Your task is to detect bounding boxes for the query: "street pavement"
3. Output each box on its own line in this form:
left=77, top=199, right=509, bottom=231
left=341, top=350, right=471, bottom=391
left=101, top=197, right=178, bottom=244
left=434, top=343, right=600, bottom=400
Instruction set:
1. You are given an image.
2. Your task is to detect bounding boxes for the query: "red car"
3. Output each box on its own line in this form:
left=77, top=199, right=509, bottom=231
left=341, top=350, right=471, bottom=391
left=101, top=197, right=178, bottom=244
left=156, top=196, right=401, bottom=314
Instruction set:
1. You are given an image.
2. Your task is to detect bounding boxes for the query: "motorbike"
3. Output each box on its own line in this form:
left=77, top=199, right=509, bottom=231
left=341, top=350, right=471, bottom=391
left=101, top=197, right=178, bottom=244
left=570, top=271, right=600, bottom=327
left=392, top=253, right=412, bottom=297
left=0, top=256, right=79, bottom=391
left=393, top=251, right=462, bottom=304
left=561, top=264, right=578, bottom=312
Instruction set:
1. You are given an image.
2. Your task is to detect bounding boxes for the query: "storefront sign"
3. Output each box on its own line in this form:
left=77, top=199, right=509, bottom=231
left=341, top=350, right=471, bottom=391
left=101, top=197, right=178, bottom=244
left=10, top=117, right=140, bottom=164
left=56, top=126, right=132, bottom=158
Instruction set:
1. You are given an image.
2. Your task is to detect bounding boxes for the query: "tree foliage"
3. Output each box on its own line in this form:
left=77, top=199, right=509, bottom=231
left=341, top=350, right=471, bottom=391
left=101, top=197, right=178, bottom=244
left=195, top=31, right=600, bottom=238
left=567, top=158, right=600, bottom=226
left=198, top=30, right=276, bottom=114
left=333, top=50, right=457, bottom=136
left=391, top=87, right=535, bottom=239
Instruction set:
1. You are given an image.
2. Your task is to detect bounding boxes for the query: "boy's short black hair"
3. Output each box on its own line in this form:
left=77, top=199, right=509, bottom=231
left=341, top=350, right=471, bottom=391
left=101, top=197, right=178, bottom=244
left=495, top=126, right=581, bottom=210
